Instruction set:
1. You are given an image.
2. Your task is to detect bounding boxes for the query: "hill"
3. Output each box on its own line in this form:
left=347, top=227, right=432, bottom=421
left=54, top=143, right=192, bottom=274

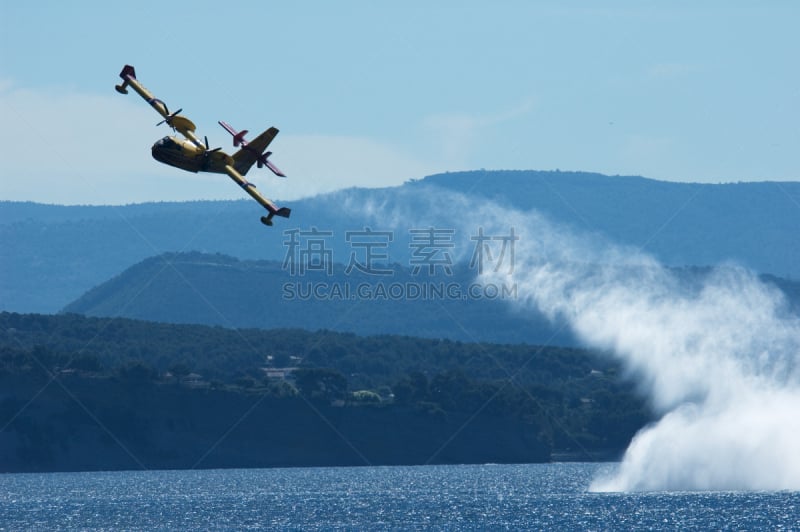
left=417, top=171, right=800, bottom=275
left=63, top=252, right=570, bottom=345
left=62, top=247, right=800, bottom=346
left=0, top=312, right=647, bottom=471
left=3, top=170, right=800, bottom=314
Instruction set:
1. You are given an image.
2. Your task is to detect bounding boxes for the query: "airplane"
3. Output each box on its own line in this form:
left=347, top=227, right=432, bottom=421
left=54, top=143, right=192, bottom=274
left=115, top=64, right=291, bottom=226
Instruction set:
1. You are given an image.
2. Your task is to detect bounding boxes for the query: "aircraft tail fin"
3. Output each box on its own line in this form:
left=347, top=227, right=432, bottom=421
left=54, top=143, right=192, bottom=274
left=220, top=121, right=285, bottom=177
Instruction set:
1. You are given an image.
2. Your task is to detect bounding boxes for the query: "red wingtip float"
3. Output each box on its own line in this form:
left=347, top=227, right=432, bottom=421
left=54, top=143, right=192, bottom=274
left=115, top=65, right=291, bottom=226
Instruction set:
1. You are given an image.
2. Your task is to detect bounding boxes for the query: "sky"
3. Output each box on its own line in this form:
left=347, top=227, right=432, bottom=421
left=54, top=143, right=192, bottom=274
left=1, top=1, right=798, bottom=205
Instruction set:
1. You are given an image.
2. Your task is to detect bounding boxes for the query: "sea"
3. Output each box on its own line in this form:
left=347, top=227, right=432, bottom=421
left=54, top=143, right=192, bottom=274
left=1, top=463, right=798, bottom=530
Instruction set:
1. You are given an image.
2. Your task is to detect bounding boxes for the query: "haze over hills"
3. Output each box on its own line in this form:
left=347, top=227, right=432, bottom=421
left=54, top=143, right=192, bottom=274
left=419, top=171, right=800, bottom=276
left=3, top=170, right=800, bottom=314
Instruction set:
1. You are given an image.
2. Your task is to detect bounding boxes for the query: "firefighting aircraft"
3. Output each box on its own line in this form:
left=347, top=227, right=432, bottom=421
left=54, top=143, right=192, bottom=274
left=115, top=65, right=291, bottom=226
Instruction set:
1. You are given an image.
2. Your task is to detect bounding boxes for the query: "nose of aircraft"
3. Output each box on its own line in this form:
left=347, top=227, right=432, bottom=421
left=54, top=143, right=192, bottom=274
left=151, top=142, right=167, bottom=164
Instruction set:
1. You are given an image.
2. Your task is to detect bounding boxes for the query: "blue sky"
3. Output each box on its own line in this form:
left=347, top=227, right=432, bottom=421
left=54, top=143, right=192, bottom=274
left=1, top=1, right=798, bottom=204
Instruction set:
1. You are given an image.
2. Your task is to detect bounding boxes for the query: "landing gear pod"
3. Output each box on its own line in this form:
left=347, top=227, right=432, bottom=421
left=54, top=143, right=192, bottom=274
left=260, top=207, right=290, bottom=227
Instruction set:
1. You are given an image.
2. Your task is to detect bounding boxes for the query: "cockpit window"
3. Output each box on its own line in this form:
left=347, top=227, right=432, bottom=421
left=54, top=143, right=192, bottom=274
left=157, top=137, right=181, bottom=150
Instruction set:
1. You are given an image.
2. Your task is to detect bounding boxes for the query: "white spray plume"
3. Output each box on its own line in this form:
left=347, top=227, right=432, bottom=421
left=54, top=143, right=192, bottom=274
left=357, top=184, right=800, bottom=492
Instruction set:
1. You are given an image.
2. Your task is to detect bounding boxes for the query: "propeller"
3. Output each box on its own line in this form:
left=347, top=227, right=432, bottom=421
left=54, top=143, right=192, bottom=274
left=156, top=107, right=183, bottom=129
left=204, top=136, right=222, bottom=154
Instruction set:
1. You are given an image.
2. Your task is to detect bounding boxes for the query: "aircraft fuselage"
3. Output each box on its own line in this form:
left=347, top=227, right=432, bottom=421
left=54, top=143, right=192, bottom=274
left=151, top=136, right=232, bottom=174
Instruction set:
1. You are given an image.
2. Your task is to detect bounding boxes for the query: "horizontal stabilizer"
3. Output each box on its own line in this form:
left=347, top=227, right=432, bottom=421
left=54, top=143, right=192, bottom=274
left=263, top=159, right=286, bottom=177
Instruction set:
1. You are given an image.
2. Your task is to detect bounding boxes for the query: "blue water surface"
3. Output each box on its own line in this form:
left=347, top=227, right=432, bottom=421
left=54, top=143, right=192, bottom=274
left=1, top=463, right=798, bottom=530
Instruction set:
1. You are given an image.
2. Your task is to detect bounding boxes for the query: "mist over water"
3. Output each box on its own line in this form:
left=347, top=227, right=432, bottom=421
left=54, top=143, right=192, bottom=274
left=353, top=186, right=800, bottom=492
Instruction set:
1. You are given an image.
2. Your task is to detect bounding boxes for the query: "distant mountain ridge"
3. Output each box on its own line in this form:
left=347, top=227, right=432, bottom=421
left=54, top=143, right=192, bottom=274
left=3, top=170, right=800, bottom=313
left=416, top=171, right=800, bottom=276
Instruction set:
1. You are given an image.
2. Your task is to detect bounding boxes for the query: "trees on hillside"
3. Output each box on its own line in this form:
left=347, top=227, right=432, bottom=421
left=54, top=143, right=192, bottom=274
left=0, top=311, right=650, bottom=453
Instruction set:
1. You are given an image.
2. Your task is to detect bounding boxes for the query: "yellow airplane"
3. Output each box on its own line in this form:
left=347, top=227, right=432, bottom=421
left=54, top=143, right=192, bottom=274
left=115, top=65, right=291, bottom=226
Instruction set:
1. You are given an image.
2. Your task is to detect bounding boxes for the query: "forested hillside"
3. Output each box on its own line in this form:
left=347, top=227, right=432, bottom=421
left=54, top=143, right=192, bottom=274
left=0, top=312, right=649, bottom=471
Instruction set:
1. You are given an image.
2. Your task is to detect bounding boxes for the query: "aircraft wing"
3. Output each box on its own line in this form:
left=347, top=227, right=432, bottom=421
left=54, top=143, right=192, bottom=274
left=223, top=164, right=291, bottom=226
left=115, top=65, right=204, bottom=148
